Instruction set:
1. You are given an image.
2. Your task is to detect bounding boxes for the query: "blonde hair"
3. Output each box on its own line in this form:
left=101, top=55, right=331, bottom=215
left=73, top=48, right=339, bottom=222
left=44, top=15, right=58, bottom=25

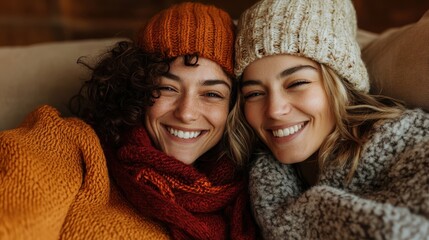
left=226, top=95, right=256, bottom=167
left=227, top=63, right=405, bottom=181
left=319, top=64, right=404, bottom=182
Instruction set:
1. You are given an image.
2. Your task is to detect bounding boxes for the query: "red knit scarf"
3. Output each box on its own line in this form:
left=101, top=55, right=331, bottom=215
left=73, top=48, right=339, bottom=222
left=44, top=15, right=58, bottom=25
left=107, top=126, right=256, bottom=240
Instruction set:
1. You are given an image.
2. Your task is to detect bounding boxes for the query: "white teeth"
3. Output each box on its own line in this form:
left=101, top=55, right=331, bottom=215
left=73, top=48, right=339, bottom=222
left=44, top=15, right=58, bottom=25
left=272, top=123, right=304, bottom=137
left=168, top=127, right=201, bottom=139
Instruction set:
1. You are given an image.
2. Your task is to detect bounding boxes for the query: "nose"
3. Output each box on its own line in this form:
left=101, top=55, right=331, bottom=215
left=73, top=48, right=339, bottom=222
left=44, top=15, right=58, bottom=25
left=174, top=94, right=199, bottom=123
left=266, top=92, right=292, bottom=119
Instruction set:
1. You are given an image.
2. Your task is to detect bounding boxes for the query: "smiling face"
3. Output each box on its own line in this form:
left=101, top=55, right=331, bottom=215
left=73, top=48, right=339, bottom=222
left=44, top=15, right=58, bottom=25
left=241, top=54, right=335, bottom=164
left=145, top=56, right=231, bottom=165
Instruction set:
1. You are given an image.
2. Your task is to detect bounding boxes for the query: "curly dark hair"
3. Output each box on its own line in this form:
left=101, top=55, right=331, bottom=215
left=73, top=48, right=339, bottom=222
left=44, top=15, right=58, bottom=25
left=69, top=40, right=236, bottom=148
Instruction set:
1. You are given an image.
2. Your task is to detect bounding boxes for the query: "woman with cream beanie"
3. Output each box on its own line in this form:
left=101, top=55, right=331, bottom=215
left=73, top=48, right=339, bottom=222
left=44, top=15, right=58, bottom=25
left=229, top=0, right=429, bottom=239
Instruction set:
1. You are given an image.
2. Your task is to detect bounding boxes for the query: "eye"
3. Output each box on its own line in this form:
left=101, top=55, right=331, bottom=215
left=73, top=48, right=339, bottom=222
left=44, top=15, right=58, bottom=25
left=288, top=80, right=310, bottom=89
left=243, top=91, right=264, bottom=100
left=158, top=85, right=177, bottom=92
left=156, top=85, right=178, bottom=97
left=205, top=92, right=223, bottom=98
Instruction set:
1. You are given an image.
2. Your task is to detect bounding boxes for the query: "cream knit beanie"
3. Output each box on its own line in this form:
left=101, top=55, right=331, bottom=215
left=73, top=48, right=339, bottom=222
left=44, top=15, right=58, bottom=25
left=235, top=0, right=369, bottom=92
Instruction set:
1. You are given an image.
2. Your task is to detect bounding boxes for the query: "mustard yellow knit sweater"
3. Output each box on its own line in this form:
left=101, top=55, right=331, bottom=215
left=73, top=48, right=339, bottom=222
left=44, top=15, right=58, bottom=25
left=0, top=105, right=170, bottom=240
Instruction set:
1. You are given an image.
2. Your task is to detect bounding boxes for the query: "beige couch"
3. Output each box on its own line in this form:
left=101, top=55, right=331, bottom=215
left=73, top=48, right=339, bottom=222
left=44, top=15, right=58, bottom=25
left=1, top=17, right=428, bottom=131
left=0, top=38, right=123, bottom=130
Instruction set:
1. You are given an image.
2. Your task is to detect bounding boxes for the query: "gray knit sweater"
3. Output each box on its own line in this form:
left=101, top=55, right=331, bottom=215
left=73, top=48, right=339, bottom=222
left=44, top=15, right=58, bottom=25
left=249, top=109, right=429, bottom=240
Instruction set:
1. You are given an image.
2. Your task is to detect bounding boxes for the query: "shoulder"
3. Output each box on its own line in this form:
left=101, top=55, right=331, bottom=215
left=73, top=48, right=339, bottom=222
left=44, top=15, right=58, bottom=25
left=0, top=105, right=106, bottom=240
left=0, top=105, right=103, bottom=172
left=2, top=105, right=95, bottom=134
left=4, top=105, right=99, bottom=142
left=368, top=109, right=428, bottom=148
left=374, top=108, right=428, bottom=135
left=359, top=109, right=429, bottom=178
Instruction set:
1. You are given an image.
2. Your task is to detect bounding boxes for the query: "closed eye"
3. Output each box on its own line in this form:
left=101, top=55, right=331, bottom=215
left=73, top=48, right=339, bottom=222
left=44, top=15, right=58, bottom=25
left=288, top=80, right=310, bottom=89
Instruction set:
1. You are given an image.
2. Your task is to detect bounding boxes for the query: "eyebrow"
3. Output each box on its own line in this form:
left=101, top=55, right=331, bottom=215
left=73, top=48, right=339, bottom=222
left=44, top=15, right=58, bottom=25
left=279, top=65, right=317, bottom=78
left=163, top=72, right=231, bottom=89
left=241, top=64, right=317, bottom=88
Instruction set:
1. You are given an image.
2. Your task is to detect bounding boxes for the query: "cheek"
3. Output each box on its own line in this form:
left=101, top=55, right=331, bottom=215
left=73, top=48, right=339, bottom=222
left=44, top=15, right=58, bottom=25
left=209, top=104, right=229, bottom=129
left=243, top=103, right=260, bottom=128
left=302, top=88, right=329, bottom=112
left=146, top=98, right=172, bottom=120
left=306, top=97, right=326, bottom=112
left=304, top=91, right=335, bottom=129
left=144, top=99, right=172, bottom=133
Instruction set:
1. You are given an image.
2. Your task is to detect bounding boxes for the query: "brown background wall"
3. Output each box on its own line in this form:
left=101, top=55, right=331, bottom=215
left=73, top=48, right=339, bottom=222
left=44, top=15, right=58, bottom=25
left=1, top=0, right=428, bottom=46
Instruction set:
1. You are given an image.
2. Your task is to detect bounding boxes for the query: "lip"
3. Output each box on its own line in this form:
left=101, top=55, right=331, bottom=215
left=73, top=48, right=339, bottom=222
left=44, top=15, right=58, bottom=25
left=267, top=121, right=307, bottom=143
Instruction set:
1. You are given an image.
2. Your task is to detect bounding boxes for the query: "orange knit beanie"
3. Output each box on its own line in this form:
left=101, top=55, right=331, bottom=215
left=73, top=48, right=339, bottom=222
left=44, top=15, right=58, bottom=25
left=137, top=2, right=235, bottom=76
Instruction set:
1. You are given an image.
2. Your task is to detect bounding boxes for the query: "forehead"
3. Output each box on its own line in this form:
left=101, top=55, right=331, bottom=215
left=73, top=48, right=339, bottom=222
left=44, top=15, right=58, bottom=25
left=242, top=54, right=318, bottom=80
left=162, top=57, right=233, bottom=91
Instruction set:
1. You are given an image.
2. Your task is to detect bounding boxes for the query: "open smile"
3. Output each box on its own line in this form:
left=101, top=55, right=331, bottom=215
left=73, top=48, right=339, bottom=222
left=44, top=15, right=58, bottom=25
left=271, top=122, right=306, bottom=138
left=166, top=126, right=203, bottom=139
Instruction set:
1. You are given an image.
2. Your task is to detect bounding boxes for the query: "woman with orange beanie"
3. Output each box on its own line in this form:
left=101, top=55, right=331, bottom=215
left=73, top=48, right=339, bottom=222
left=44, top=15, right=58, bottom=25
left=0, top=2, right=256, bottom=240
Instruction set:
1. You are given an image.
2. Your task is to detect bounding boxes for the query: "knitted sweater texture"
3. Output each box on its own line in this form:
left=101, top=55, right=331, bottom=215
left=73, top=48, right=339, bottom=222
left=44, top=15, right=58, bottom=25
left=0, top=105, right=170, bottom=240
left=249, top=109, right=429, bottom=239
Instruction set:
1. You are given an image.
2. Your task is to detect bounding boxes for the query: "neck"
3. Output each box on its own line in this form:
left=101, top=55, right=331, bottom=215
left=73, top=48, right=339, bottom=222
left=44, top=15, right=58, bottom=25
left=295, top=152, right=320, bottom=187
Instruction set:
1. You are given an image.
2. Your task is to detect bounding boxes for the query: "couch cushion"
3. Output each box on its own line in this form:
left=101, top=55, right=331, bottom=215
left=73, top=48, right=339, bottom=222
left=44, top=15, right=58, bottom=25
left=0, top=38, right=123, bottom=130
left=362, top=10, right=429, bottom=111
